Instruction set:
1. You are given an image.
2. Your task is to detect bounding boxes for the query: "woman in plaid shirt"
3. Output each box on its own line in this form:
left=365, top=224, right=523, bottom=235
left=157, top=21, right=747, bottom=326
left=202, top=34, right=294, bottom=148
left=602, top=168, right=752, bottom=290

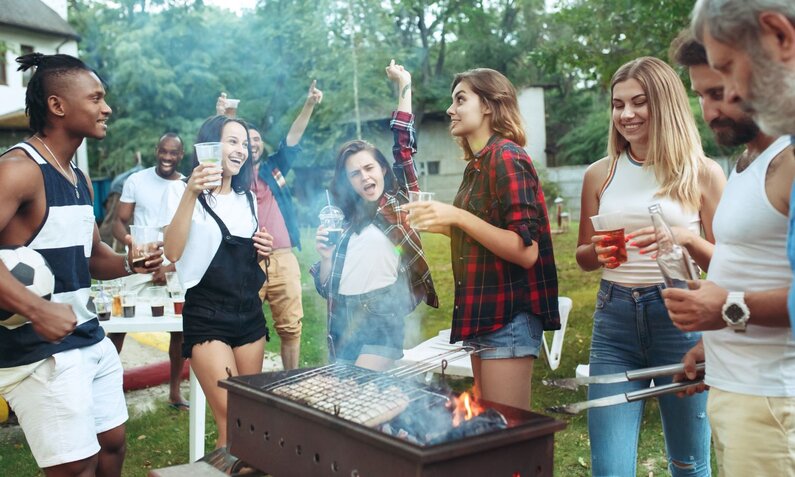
left=310, top=60, right=438, bottom=371
left=405, top=69, right=559, bottom=411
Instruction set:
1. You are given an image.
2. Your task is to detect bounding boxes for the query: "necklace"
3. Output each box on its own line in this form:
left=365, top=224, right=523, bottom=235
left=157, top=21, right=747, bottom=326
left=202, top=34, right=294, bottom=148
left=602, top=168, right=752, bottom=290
left=34, top=135, right=79, bottom=199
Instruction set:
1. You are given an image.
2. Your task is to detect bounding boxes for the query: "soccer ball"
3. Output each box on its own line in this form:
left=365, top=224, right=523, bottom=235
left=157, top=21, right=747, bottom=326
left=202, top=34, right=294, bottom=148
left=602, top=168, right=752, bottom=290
left=0, top=246, right=55, bottom=329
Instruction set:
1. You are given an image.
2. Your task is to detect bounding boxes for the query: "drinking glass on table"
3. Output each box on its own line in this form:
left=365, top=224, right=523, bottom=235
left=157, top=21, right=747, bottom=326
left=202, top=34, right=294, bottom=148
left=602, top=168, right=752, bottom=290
left=141, top=286, right=168, bottom=317
left=120, top=290, right=136, bottom=318
left=130, top=225, right=161, bottom=268
left=590, top=211, right=628, bottom=266
left=408, top=191, right=435, bottom=229
left=165, top=271, right=185, bottom=316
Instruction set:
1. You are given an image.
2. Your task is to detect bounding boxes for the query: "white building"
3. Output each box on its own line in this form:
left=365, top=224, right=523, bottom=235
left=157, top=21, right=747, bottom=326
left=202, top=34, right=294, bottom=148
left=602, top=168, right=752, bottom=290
left=0, top=0, right=88, bottom=170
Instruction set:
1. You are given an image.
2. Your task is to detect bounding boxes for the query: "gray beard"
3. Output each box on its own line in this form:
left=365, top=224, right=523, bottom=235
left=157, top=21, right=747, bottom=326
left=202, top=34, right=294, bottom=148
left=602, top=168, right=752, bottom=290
left=745, top=55, right=795, bottom=137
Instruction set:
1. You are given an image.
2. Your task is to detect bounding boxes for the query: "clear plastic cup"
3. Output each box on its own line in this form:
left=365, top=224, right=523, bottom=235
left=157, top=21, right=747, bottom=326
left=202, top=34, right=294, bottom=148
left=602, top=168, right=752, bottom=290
left=142, top=286, right=167, bottom=317
left=408, top=191, right=435, bottom=229
left=130, top=225, right=160, bottom=268
left=120, top=290, right=136, bottom=318
left=319, top=205, right=344, bottom=246
left=590, top=211, right=627, bottom=265
left=165, top=272, right=185, bottom=316
left=194, top=142, right=223, bottom=187
left=224, top=98, right=240, bottom=116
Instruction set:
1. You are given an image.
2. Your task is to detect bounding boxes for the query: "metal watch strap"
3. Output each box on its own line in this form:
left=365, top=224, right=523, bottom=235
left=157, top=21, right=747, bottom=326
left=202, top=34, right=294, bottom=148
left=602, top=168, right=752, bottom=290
left=123, top=255, right=133, bottom=275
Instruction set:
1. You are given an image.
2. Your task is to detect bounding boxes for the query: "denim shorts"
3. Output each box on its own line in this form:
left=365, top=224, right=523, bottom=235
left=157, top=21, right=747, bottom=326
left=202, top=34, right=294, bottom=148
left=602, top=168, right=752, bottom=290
left=329, top=282, right=411, bottom=362
left=463, top=311, right=543, bottom=360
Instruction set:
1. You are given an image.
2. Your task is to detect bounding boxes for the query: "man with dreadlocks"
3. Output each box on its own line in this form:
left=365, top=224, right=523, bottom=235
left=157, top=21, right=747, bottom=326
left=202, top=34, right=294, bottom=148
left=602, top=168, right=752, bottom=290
left=0, top=52, right=162, bottom=477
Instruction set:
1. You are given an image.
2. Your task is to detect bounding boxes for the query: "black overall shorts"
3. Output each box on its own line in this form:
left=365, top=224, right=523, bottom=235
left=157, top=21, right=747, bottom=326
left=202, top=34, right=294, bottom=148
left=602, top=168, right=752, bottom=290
left=181, top=193, right=268, bottom=358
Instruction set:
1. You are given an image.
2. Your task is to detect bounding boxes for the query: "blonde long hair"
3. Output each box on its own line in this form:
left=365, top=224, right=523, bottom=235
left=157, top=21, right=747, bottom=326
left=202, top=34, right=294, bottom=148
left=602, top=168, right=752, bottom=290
left=451, top=68, right=526, bottom=161
left=607, top=57, right=706, bottom=211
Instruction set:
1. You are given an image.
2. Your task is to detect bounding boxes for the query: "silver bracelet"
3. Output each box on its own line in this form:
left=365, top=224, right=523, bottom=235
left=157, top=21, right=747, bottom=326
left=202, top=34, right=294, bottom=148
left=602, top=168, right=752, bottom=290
left=123, top=255, right=133, bottom=275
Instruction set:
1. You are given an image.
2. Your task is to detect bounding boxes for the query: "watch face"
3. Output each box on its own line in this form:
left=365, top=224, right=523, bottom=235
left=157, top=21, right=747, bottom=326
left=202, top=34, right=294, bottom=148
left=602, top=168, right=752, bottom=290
left=725, top=304, right=746, bottom=324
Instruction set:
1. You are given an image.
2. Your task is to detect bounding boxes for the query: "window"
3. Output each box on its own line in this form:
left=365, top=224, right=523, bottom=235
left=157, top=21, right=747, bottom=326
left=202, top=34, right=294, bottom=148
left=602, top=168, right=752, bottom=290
left=21, top=45, right=33, bottom=86
left=426, top=161, right=440, bottom=175
left=0, top=50, right=6, bottom=86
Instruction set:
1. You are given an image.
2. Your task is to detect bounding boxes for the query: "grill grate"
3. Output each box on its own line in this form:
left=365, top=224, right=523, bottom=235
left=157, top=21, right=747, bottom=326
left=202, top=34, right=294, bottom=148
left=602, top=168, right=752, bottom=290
left=262, top=364, right=449, bottom=426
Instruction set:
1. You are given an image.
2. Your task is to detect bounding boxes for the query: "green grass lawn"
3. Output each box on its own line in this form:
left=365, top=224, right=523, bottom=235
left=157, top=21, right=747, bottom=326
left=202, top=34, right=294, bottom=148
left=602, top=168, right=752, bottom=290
left=1, top=225, right=707, bottom=476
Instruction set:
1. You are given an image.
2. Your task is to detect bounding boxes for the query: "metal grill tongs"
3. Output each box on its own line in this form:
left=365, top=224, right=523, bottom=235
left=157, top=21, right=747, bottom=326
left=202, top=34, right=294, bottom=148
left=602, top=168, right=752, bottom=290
left=544, top=362, right=705, bottom=415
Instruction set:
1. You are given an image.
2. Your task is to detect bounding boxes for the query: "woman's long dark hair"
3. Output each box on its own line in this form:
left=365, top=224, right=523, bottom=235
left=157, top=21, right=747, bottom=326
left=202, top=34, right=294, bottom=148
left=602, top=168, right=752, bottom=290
left=330, top=140, right=397, bottom=233
left=193, top=115, right=253, bottom=195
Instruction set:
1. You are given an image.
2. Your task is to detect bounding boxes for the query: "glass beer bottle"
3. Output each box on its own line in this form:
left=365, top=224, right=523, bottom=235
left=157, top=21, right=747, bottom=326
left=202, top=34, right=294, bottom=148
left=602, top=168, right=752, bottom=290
left=648, top=203, right=699, bottom=289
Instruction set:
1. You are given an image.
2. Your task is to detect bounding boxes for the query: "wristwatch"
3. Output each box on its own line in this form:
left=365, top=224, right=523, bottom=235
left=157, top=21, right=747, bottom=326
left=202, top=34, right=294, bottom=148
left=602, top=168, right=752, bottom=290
left=721, top=291, right=750, bottom=332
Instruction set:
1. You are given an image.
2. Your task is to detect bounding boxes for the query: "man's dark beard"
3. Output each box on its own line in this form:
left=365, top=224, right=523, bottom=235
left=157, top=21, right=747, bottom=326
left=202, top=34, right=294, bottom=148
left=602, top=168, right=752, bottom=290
left=710, top=116, right=759, bottom=147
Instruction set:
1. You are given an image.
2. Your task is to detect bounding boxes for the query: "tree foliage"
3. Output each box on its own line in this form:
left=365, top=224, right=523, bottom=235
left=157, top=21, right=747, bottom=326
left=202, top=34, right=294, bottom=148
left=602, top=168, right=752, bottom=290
left=66, top=0, right=723, bottom=174
left=67, top=0, right=551, bottom=176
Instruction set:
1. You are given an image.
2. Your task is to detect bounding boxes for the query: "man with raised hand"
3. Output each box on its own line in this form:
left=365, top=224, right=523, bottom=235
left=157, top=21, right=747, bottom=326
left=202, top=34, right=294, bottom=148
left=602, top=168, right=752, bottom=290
left=217, top=81, right=323, bottom=370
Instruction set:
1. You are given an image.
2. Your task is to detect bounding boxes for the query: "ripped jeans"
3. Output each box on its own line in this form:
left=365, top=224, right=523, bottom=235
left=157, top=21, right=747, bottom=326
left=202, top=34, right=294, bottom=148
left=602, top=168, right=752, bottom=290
left=588, top=280, right=711, bottom=477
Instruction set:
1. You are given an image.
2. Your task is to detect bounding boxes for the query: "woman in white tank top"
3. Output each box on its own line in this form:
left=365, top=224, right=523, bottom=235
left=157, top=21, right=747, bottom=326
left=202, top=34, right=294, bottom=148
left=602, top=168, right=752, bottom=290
left=575, top=57, right=726, bottom=477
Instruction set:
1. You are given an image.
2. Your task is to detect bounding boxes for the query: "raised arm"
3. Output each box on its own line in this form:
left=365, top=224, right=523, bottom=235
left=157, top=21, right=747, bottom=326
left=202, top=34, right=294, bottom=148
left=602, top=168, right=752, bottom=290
left=285, top=80, right=323, bottom=146
left=386, top=60, right=419, bottom=192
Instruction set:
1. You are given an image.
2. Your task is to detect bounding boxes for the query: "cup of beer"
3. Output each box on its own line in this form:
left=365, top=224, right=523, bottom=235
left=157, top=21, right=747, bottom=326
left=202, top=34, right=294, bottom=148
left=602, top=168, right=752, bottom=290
left=590, top=211, right=628, bottom=265
left=120, top=290, right=136, bottom=318
left=408, top=191, right=435, bottom=229
left=130, top=225, right=160, bottom=268
left=165, top=272, right=185, bottom=316
left=194, top=142, right=223, bottom=187
left=319, top=205, right=344, bottom=246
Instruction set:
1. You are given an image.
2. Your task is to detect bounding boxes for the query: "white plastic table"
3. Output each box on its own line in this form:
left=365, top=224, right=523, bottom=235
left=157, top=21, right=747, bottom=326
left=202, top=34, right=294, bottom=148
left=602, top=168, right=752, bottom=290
left=98, top=314, right=206, bottom=462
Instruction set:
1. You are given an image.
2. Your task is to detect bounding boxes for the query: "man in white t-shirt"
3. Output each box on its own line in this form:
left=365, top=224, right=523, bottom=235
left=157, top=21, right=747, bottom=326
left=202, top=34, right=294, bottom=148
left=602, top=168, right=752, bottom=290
left=662, top=30, right=795, bottom=475
left=111, top=132, right=188, bottom=409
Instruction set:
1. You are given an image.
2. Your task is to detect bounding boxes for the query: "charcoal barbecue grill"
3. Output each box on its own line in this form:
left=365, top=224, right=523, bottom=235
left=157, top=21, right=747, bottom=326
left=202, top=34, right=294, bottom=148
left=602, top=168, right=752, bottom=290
left=221, top=360, right=566, bottom=477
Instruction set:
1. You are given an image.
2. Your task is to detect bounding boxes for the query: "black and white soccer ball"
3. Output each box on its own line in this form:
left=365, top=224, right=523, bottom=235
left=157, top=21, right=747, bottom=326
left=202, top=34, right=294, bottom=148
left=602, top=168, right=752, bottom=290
left=0, top=246, right=55, bottom=329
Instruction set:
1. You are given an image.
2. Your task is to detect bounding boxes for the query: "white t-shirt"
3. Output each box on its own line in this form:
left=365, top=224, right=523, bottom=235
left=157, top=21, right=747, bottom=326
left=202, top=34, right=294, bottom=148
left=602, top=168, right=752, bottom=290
left=159, top=181, right=258, bottom=289
left=338, top=224, right=399, bottom=295
left=120, top=167, right=183, bottom=228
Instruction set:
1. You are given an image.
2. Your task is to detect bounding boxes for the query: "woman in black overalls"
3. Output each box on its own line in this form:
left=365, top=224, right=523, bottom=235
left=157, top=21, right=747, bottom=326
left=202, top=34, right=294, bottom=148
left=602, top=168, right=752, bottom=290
left=162, top=116, right=273, bottom=455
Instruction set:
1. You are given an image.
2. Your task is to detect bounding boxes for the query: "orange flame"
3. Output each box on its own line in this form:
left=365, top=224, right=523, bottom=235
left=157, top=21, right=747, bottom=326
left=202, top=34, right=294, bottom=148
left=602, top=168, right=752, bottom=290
left=451, top=391, right=485, bottom=427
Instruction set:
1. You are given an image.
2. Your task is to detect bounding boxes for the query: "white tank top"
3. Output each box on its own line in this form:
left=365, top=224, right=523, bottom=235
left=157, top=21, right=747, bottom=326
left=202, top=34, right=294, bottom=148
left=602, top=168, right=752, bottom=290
left=705, top=135, right=795, bottom=396
left=599, top=152, right=701, bottom=284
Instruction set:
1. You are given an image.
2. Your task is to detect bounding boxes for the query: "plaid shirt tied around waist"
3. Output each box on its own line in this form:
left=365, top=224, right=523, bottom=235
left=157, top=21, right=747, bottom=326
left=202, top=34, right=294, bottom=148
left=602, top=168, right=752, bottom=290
left=310, top=111, right=439, bottom=327
left=450, top=135, right=559, bottom=342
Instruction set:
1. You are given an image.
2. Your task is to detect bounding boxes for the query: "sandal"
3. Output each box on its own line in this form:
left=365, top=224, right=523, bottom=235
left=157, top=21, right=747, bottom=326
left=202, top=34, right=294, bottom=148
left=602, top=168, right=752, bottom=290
left=168, top=400, right=190, bottom=411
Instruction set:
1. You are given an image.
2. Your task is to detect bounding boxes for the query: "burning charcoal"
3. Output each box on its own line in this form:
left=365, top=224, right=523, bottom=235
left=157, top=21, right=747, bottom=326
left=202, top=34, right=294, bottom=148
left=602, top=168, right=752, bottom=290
left=428, top=408, right=508, bottom=445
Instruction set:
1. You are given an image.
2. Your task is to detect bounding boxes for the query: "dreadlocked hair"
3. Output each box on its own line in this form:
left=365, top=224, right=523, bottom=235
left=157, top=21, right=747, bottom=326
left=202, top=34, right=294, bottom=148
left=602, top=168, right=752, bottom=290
left=16, top=53, right=96, bottom=134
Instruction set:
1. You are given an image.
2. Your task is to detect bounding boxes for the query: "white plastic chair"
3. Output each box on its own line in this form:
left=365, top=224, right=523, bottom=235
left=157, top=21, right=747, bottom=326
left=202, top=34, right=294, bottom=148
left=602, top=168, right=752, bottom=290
left=542, top=296, right=572, bottom=371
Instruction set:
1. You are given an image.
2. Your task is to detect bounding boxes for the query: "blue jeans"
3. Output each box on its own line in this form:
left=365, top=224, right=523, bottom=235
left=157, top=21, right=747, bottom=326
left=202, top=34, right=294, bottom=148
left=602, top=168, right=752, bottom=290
left=588, top=280, right=711, bottom=477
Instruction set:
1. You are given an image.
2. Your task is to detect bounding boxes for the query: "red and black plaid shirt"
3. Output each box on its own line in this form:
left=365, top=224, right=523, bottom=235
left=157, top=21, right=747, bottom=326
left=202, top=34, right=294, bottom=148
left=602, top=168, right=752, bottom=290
left=450, top=135, right=559, bottom=342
